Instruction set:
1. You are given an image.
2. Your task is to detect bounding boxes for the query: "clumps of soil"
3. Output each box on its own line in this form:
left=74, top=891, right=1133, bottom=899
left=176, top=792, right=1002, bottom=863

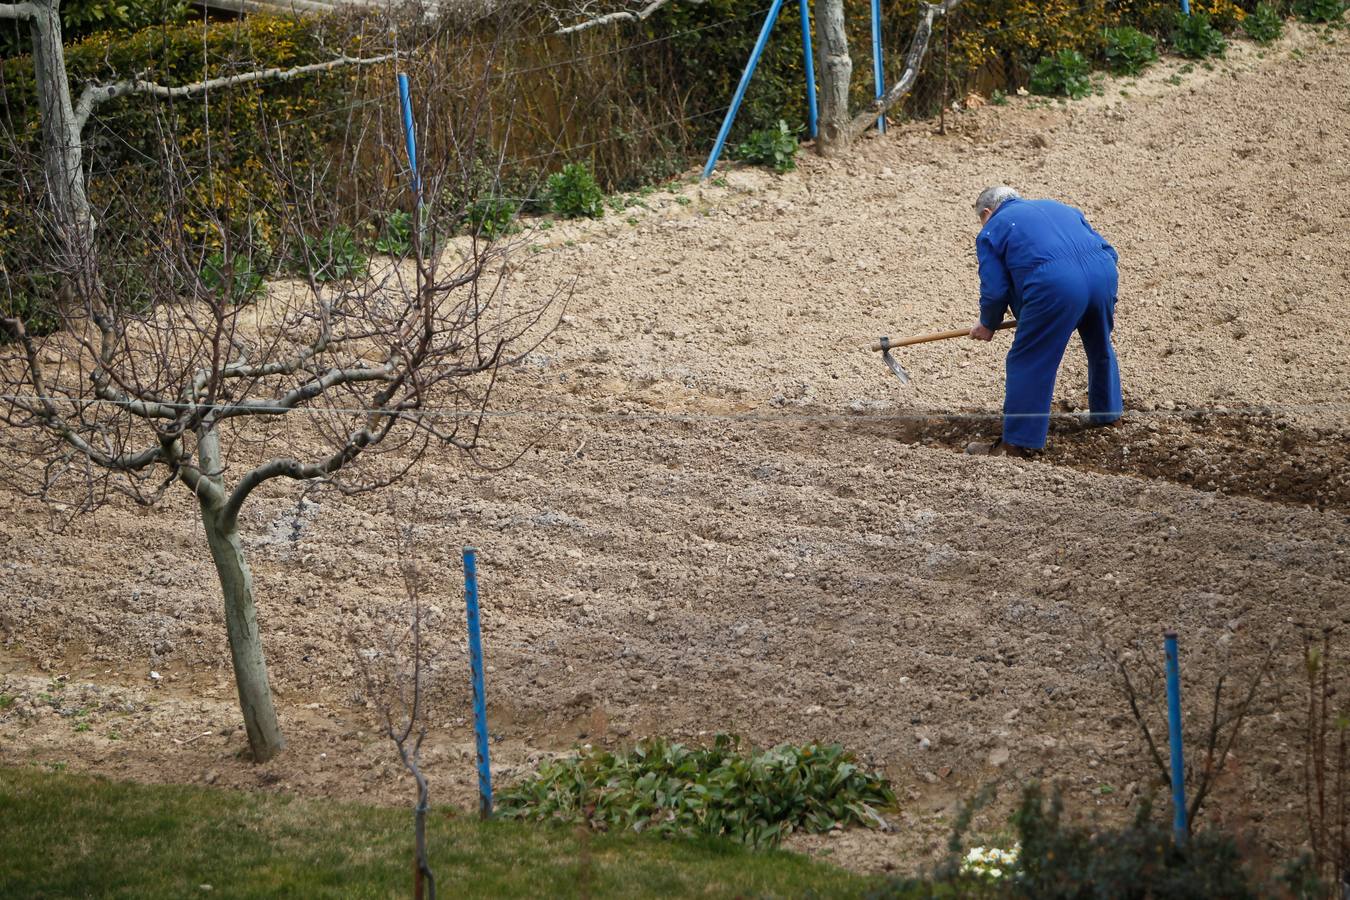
left=869, top=410, right=1350, bottom=510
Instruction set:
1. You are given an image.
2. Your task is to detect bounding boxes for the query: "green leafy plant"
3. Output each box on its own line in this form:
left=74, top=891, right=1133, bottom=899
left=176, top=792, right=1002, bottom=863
left=1104, top=26, right=1159, bottom=75
left=544, top=163, right=605, bottom=219
left=1029, top=50, right=1093, bottom=99
left=1294, top=0, right=1346, bottom=22
left=0, top=287, right=60, bottom=341
left=733, top=120, right=799, bottom=173
left=0, top=0, right=189, bottom=57
left=497, top=735, right=895, bottom=849
left=465, top=197, right=519, bottom=239
left=373, top=210, right=414, bottom=256
left=0, top=694, right=14, bottom=710
left=200, top=251, right=265, bottom=304
left=294, top=226, right=368, bottom=283
left=1242, top=2, right=1285, bottom=42
left=1172, top=10, right=1228, bottom=58
left=990, top=88, right=1009, bottom=106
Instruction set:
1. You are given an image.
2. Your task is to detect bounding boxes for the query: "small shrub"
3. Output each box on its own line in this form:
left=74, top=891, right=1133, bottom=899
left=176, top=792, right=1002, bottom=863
left=497, top=734, right=895, bottom=849
left=1029, top=49, right=1093, bottom=99
left=733, top=120, right=799, bottom=173
left=544, top=163, right=604, bottom=219
left=1242, top=2, right=1285, bottom=42
left=1194, top=0, right=1249, bottom=32
left=867, top=783, right=1286, bottom=899
left=373, top=210, right=414, bottom=256
left=294, top=226, right=367, bottom=283
left=1172, top=10, right=1228, bottom=58
left=465, top=197, right=518, bottom=240
left=1104, top=26, right=1159, bottom=75
left=200, top=251, right=265, bottom=304
left=990, top=88, right=1009, bottom=106
left=1294, top=0, right=1346, bottom=22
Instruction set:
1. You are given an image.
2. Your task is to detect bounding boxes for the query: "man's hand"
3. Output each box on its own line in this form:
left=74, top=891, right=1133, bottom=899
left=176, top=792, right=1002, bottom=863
left=969, top=324, right=994, bottom=342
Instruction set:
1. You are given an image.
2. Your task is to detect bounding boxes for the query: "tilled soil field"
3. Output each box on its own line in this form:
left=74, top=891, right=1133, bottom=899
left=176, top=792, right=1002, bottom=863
left=3, top=24, right=1349, bottom=873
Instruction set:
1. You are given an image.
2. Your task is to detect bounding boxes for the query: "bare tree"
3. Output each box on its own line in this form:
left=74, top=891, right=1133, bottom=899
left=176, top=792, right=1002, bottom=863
left=0, top=10, right=561, bottom=762
left=357, top=532, right=442, bottom=900
left=813, top=0, right=853, bottom=154
left=1301, top=627, right=1349, bottom=898
left=813, top=0, right=966, bottom=154
left=1108, top=634, right=1275, bottom=833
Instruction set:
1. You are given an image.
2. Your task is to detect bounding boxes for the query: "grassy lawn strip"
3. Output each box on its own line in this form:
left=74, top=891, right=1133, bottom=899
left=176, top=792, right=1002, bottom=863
left=0, top=766, right=870, bottom=899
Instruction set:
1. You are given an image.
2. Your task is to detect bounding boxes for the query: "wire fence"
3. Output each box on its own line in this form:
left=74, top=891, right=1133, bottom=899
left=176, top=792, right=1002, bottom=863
left=2, top=394, right=1347, bottom=423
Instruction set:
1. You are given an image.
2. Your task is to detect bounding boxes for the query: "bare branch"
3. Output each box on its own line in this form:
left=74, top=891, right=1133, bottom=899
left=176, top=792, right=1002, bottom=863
left=554, top=0, right=699, bottom=35
left=216, top=366, right=396, bottom=419
left=73, top=52, right=398, bottom=133
left=221, top=416, right=394, bottom=527
left=0, top=1, right=38, bottom=19
left=1111, top=643, right=1172, bottom=785
left=1187, top=642, right=1276, bottom=828
left=844, top=0, right=966, bottom=143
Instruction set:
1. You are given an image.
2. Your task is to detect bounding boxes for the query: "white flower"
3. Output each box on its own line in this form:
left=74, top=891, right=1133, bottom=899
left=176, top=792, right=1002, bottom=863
left=961, top=844, right=1020, bottom=880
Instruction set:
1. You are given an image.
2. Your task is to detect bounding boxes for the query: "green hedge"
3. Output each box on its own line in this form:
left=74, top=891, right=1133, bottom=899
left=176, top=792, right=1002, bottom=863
left=1, top=14, right=370, bottom=325
left=0, top=0, right=189, bottom=58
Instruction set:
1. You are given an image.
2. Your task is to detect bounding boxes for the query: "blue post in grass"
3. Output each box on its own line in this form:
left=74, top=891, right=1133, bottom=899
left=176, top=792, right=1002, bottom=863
left=799, top=0, right=818, bottom=139
left=1164, top=630, right=1187, bottom=843
left=463, top=547, right=493, bottom=819
left=871, top=0, right=885, bottom=133
left=1181, top=0, right=1191, bottom=14
left=702, top=0, right=788, bottom=179
left=397, top=73, right=422, bottom=205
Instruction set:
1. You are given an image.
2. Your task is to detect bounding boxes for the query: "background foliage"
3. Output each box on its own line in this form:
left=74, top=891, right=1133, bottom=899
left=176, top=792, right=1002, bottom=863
left=0, top=0, right=188, bottom=57
left=1, top=0, right=1300, bottom=331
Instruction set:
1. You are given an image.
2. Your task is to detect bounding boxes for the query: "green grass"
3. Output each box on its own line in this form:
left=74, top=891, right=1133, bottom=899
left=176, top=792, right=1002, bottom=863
left=0, top=766, right=870, bottom=899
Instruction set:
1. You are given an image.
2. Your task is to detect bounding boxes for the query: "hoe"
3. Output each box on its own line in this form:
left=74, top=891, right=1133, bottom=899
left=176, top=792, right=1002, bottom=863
left=871, top=321, right=1017, bottom=384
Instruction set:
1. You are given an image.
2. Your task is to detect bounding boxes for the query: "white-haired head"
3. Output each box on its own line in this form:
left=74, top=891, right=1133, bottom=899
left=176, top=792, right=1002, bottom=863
left=974, top=185, right=1020, bottom=220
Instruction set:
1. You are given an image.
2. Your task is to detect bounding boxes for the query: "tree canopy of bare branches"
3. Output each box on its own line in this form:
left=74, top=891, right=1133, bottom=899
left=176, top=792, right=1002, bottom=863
left=1, top=1, right=562, bottom=762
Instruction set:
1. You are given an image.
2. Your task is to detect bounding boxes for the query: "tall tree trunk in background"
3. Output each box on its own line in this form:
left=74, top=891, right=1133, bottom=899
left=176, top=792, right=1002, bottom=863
left=25, top=0, right=96, bottom=286
left=814, top=0, right=853, bottom=155
left=197, top=430, right=286, bottom=763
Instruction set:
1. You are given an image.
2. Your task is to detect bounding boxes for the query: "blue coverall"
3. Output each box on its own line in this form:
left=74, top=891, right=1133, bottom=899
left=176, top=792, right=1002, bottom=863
left=976, top=198, right=1122, bottom=449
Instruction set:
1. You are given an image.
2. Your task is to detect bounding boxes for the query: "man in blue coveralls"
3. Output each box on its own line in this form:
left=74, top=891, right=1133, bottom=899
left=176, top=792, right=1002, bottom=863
left=965, top=185, right=1122, bottom=457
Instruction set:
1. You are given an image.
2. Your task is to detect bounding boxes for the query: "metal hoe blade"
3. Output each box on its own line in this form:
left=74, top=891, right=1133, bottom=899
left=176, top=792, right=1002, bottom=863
left=877, top=337, right=911, bottom=384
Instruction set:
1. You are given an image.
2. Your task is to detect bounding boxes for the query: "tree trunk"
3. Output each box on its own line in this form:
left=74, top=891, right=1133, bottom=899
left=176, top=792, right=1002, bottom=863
left=814, top=0, right=853, bottom=155
left=27, top=0, right=95, bottom=284
left=197, top=432, right=285, bottom=763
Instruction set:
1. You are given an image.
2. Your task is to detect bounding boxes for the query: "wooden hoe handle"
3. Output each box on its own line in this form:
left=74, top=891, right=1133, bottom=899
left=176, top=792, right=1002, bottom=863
left=871, top=319, right=1016, bottom=353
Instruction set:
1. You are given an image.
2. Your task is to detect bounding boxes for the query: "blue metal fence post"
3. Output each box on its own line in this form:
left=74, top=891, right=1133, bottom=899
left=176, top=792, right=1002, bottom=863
left=396, top=73, right=422, bottom=205
left=396, top=72, right=426, bottom=249
left=1181, top=0, right=1191, bottom=14
left=870, top=0, right=885, bottom=133
left=464, top=547, right=493, bottom=819
left=799, top=0, right=818, bottom=139
left=701, top=0, right=788, bottom=180
left=1164, top=630, right=1188, bottom=843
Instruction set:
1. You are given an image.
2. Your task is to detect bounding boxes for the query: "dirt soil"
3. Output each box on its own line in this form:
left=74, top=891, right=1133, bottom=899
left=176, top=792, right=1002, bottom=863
left=3, top=24, right=1349, bottom=875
